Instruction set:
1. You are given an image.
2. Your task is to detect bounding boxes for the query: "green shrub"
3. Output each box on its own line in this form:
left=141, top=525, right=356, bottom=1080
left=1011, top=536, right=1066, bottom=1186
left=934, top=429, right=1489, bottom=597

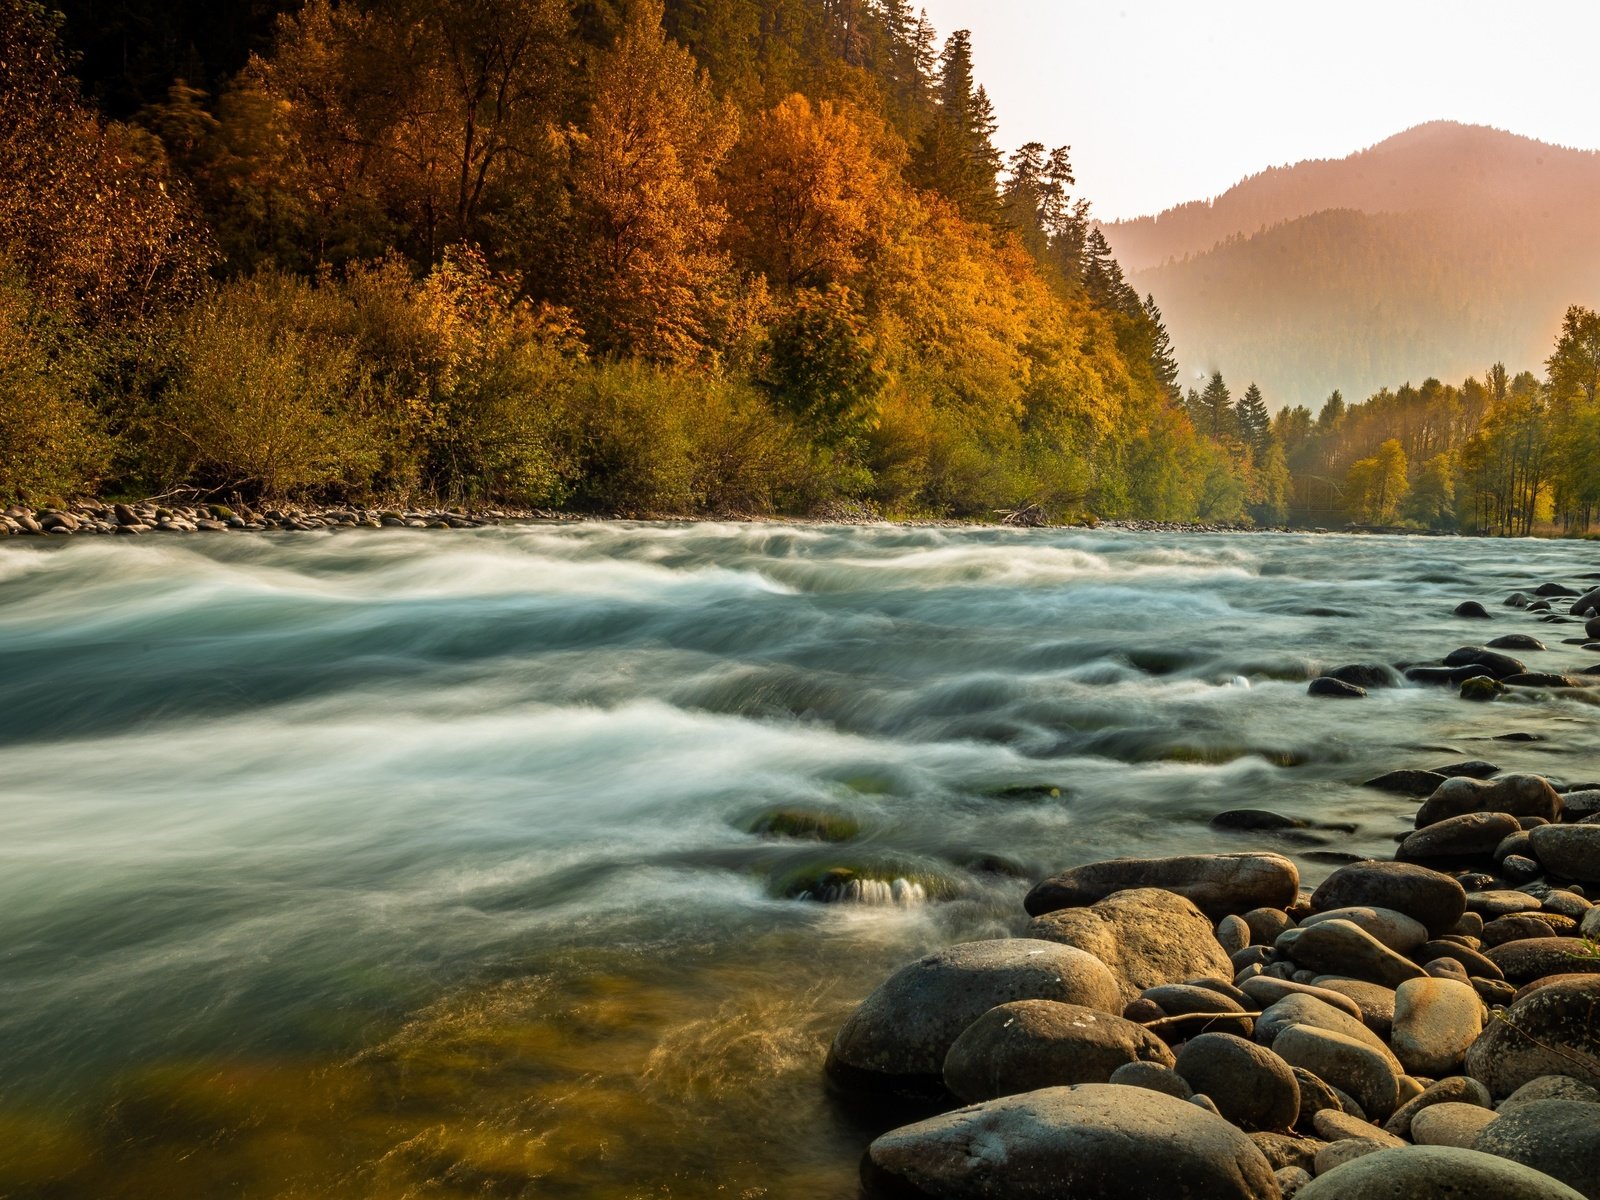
left=0, top=275, right=109, bottom=502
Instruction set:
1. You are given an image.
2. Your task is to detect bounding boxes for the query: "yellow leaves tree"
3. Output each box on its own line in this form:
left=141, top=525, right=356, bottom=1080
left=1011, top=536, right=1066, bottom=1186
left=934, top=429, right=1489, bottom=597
left=723, top=93, right=901, bottom=290
left=1344, top=438, right=1410, bottom=524
left=567, top=0, right=738, bottom=363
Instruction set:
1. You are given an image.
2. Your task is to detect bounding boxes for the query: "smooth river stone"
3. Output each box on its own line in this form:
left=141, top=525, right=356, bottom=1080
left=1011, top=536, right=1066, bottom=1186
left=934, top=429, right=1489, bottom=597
left=1297, top=906, right=1428, bottom=952
left=1024, top=887, right=1233, bottom=1005
left=1024, top=853, right=1299, bottom=919
left=863, top=1084, right=1282, bottom=1200
left=1390, top=977, right=1483, bottom=1076
left=1276, top=919, right=1427, bottom=988
left=1296, top=1146, right=1587, bottom=1200
left=1484, top=937, right=1600, bottom=986
left=1410, top=1102, right=1499, bottom=1148
left=1416, top=775, right=1563, bottom=829
left=1272, top=1024, right=1401, bottom=1118
left=826, top=939, right=1120, bottom=1098
left=1310, top=861, right=1467, bottom=936
left=1399, top=812, right=1522, bottom=862
left=1466, top=889, right=1545, bottom=917
left=1527, top=824, right=1600, bottom=883
left=1240, top=975, right=1365, bottom=1021
left=1384, top=1075, right=1494, bottom=1138
left=942, top=1000, right=1174, bottom=1102
left=1500, top=1075, right=1600, bottom=1109
left=1173, top=1032, right=1300, bottom=1132
left=1474, top=1099, right=1600, bottom=1200
left=1465, top=977, right=1600, bottom=1098
left=1311, top=979, right=1398, bottom=1038
left=1255, top=993, right=1401, bottom=1069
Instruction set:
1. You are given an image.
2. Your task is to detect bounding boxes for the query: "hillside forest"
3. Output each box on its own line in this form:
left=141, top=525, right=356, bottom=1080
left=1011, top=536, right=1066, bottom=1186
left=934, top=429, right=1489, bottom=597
left=1, top=0, right=1597, bottom=533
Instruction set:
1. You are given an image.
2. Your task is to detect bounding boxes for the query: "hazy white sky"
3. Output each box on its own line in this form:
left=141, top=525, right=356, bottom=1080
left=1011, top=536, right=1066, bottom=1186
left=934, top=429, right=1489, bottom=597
left=916, top=1, right=1600, bottom=220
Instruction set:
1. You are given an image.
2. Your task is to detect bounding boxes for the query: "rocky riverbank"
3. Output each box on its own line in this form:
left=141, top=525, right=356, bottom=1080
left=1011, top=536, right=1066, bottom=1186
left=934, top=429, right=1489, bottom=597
left=0, top=500, right=558, bottom=536
left=832, top=579, right=1600, bottom=1198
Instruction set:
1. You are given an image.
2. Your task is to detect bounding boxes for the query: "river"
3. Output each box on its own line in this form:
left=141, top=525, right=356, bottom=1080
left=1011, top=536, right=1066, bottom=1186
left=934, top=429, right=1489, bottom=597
left=1, top=523, right=1596, bottom=1197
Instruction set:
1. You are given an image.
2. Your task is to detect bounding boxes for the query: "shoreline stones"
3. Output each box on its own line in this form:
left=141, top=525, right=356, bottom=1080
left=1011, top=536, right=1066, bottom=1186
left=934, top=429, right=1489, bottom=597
left=1, top=500, right=531, bottom=537
left=863, top=1084, right=1283, bottom=1200
left=1024, top=852, right=1299, bottom=919
left=843, top=568, right=1600, bottom=1199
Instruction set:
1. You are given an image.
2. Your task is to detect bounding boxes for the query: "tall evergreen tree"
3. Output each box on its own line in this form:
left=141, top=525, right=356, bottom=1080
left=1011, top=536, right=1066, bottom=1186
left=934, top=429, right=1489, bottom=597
left=1081, top=227, right=1138, bottom=315
left=1144, top=294, right=1181, bottom=403
left=1197, top=370, right=1234, bottom=441
left=908, top=28, right=999, bottom=222
left=1235, top=382, right=1271, bottom=457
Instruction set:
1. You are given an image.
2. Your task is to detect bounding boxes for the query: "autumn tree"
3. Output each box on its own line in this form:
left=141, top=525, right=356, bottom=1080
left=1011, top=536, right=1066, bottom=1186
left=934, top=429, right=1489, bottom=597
left=567, top=0, right=739, bottom=361
left=760, top=284, right=882, bottom=447
left=1344, top=438, right=1409, bottom=524
left=0, top=0, right=208, bottom=323
left=1191, top=371, right=1235, bottom=441
left=723, top=93, right=900, bottom=291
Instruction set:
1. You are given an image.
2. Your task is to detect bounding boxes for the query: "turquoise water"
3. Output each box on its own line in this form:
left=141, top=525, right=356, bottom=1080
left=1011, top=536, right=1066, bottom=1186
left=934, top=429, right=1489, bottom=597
left=0, top=523, right=1596, bottom=1196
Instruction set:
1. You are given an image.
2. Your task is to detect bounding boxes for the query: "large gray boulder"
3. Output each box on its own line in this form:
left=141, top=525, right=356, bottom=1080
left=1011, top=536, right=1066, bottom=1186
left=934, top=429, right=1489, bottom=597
left=1475, top=1099, right=1600, bottom=1199
left=1416, top=775, right=1563, bottom=828
left=826, top=939, right=1120, bottom=1098
left=942, top=1000, right=1173, bottom=1102
left=1024, top=887, right=1233, bottom=1005
left=1297, top=1146, right=1586, bottom=1199
left=1465, top=977, right=1600, bottom=1098
left=863, top=1083, right=1282, bottom=1199
left=1309, top=861, right=1466, bottom=936
left=1024, top=853, right=1298, bottom=919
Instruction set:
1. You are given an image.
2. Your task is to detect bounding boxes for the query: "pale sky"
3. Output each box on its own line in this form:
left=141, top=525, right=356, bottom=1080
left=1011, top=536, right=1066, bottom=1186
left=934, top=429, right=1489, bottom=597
left=916, top=1, right=1600, bottom=221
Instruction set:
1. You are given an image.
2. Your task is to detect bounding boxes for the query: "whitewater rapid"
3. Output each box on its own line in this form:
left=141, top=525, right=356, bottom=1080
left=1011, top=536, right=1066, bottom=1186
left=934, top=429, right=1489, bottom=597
left=1, top=522, right=1596, bottom=1195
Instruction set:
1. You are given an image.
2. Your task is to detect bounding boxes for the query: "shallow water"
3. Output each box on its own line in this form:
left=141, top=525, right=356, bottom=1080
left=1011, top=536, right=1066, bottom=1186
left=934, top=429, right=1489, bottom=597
left=1, top=523, right=1597, bottom=1197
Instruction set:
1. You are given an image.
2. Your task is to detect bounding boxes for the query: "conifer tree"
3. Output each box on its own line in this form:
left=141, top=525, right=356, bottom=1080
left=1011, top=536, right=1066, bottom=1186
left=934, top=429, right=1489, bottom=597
left=1144, top=294, right=1181, bottom=403
left=1197, top=370, right=1235, bottom=441
left=909, top=28, right=999, bottom=222
left=1235, top=382, right=1271, bottom=457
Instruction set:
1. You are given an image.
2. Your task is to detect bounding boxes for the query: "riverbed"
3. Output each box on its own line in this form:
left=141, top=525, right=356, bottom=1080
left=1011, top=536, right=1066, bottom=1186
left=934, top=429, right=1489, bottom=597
left=1, top=523, right=1596, bottom=1196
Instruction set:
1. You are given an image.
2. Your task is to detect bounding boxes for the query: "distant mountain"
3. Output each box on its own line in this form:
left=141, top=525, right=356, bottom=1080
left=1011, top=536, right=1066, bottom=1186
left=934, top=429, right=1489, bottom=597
left=1102, top=122, right=1600, bottom=405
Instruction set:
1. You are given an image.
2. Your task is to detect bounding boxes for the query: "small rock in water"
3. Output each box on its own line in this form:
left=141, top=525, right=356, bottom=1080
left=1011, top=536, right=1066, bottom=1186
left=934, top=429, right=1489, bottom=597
left=1416, top=775, right=1563, bottom=829
left=1327, top=663, right=1396, bottom=688
left=1455, top=601, right=1492, bottom=619
left=1364, top=768, right=1449, bottom=796
left=1309, top=676, right=1366, bottom=698
left=1443, top=646, right=1528, bottom=678
left=1487, top=634, right=1548, bottom=651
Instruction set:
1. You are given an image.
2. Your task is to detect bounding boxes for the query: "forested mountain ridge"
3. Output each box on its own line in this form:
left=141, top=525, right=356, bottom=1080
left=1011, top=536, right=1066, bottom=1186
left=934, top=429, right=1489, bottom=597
left=1102, top=123, right=1600, bottom=405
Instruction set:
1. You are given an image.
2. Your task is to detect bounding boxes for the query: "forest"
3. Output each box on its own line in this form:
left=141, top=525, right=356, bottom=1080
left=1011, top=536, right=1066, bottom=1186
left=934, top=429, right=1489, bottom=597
left=1, top=0, right=1596, bottom=532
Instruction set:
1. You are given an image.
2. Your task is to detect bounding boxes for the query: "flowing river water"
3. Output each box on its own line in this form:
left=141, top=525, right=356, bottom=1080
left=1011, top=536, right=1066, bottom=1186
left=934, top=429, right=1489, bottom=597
left=1, top=522, right=1598, bottom=1198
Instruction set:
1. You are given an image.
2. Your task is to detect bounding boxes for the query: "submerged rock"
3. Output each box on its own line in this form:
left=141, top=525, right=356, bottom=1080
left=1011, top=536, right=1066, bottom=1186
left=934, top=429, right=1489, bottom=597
left=862, top=1084, right=1282, bottom=1200
left=1443, top=646, right=1529, bottom=678
left=1025, top=852, right=1299, bottom=919
left=1364, top=768, right=1449, bottom=796
left=1309, top=676, right=1366, bottom=698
